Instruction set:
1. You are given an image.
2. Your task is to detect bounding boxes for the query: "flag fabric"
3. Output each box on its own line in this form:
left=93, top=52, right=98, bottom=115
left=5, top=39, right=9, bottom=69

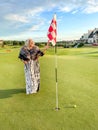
left=47, top=14, right=57, bottom=46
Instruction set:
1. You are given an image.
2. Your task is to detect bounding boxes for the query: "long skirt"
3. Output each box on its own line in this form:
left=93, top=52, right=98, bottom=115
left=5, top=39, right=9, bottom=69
left=24, top=60, right=40, bottom=94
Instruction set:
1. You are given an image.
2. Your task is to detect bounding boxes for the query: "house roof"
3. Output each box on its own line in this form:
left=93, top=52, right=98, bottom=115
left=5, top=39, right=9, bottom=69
left=88, top=28, right=98, bottom=38
left=94, top=31, right=98, bottom=35
left=88, top=31, right=94, bottom=38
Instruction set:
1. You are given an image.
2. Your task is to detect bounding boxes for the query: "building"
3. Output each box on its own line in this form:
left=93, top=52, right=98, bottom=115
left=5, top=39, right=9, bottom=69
left=80, top=28, right=98, bottom=44
left=88, top=31, right=94, bottom=43
left=80, top=33, right=88, bottom=43
left=93, top=28, right=98, bottom=43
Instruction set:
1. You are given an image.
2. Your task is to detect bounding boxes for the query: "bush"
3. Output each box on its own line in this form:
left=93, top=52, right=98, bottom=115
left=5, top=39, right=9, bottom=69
left=72, top=42, right=84, bottom=48
left=78, top=42, right=84, bottom=47
left=72, top=43, right=77, bottom=47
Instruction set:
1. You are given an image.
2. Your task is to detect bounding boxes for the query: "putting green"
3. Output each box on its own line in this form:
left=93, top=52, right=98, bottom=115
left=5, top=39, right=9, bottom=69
left=0, top=47, right=98, bottom=130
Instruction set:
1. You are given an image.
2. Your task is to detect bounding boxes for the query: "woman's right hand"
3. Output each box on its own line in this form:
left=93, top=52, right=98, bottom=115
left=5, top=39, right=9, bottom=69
left=23, top=60, right=28, bottom=64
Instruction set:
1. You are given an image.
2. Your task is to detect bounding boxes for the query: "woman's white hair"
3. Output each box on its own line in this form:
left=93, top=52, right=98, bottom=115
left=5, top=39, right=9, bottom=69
left=25, top=39, right=29, bottom=46
left=25, top=39, right=35, bottom=46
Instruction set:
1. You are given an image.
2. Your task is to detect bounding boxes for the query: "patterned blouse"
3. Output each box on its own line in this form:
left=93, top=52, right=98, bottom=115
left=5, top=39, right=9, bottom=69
left=18, top=45, right=44, bottom=61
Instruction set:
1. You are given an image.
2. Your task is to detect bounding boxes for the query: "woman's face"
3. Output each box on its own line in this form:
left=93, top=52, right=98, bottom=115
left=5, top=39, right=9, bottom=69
left=29, top=39, right=34, bottom=48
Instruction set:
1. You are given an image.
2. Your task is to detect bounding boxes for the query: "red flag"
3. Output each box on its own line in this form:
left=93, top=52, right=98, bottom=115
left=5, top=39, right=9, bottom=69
left=47, top=14, right=57, bottom=46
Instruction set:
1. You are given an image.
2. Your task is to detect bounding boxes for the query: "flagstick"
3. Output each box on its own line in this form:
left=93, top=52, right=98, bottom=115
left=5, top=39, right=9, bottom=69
left=55, top=45, right=60, bottom=110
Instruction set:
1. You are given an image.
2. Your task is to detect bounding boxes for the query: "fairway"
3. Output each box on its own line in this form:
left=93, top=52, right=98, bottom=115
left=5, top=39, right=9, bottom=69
left=0, top=47, right=98, bottom=130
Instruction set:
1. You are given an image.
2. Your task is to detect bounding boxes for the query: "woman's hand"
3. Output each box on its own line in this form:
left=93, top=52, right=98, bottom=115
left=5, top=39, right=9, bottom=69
left=23, top=60, right=28, bottom=64
left=46, top=40, right=50, bottom=49
left=44, top=45, right=49, bottom=51
left=43, top=41, right=50, bottom=52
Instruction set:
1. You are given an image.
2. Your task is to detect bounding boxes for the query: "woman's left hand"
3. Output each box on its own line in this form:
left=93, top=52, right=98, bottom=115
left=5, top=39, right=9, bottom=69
left=44, top=45, right=49, bottom=50
left=43, top=41, right=50, bottom=52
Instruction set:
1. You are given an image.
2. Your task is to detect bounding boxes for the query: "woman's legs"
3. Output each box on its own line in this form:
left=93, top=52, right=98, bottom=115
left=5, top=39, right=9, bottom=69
left=31, top=60, right=40, bottom=93
left=24, top=60, right=40, bottom=94
left=24, top=62, right=33, bottom=94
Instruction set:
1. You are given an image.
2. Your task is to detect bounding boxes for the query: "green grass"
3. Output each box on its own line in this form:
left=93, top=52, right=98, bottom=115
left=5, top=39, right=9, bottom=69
left=0, top=47, right=98, bottom=130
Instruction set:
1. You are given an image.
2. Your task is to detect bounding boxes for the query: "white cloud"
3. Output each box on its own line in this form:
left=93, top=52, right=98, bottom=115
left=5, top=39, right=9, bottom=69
left=59, top=6, right=72, bottom=12
left=29, top=25, right=40, bottom=31
left=29, top=21, right=44, bottom=31
left=87, top=0, right=96, bottom=5
left=83, top=5, right=98, bottom=13
left=0, top=31, right=47, bottom=41
left=58, top=1, right=83, bottom=13
left=4, top=6, right=44, bottom=23
left=5, top=14, right=29, bottom=23
left=26, top=7, right=44, bottom=17
left=72, top=10, right=78, bottom=14
left=58, top=0, right=98, bottom=14
left=83, top=0, right=98, bottom=13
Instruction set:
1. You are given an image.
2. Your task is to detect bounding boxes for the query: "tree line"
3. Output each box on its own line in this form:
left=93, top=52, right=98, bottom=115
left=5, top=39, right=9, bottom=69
left=3, top=40, right=25, bottom=46
left=1, top=40, right=84, bottom=48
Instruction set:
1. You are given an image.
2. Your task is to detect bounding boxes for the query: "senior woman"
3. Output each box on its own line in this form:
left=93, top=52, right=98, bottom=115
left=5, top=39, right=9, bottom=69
left=19, top=39, right=48, bottom=94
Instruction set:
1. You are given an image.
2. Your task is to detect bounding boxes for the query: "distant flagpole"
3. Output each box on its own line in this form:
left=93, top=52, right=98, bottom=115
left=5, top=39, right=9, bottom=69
left=47, top=14, right=60, bottom=110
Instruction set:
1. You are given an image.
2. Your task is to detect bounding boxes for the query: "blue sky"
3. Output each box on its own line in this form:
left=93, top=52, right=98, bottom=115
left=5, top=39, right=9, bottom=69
left=0, top=0, right=98, bottom=41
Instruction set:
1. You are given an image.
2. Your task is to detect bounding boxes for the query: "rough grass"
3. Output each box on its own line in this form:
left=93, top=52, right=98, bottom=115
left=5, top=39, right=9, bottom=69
left=0, top=47, right=98, bottom=130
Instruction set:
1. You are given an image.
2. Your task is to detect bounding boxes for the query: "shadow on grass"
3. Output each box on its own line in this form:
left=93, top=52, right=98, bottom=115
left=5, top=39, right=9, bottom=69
left=0, top=88, right=25, bottom=99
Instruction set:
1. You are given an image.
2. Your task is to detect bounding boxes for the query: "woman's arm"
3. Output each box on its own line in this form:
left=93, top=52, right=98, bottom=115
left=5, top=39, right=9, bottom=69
left=33, top=41, right=50, bottom=60
left=42, top=41, right=50, bottom=53
left=37, top=41, right=50, bottom=56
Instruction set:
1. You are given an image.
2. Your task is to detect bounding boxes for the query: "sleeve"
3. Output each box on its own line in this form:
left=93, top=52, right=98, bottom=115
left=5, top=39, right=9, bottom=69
left=36, top=46, right=44, bottom=56
left=18, top=47, right=30, bottom=61
left=18, top=48, right=23, bottom=60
